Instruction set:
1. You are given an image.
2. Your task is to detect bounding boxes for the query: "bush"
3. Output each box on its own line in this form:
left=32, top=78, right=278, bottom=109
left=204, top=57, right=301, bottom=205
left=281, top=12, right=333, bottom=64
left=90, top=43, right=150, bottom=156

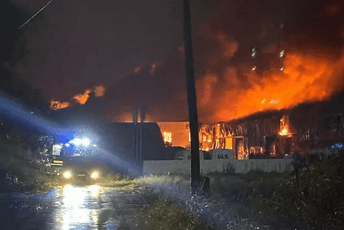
left=0, top=136, right=40, bottom=191
left=267, top=153, right=344, bottom=229
left=142, top=199, right=214, bottom=230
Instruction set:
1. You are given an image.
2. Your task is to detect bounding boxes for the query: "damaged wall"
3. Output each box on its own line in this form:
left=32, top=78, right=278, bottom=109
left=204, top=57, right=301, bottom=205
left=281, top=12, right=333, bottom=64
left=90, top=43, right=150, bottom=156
left=199, top=100, right=344, bottom=158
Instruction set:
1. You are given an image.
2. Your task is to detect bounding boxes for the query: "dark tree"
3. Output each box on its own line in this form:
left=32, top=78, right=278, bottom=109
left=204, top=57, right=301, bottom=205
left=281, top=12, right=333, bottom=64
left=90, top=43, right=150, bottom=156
left=0, top=1, right=51, bottom=191
left=0, top=0, right=48, bottom=112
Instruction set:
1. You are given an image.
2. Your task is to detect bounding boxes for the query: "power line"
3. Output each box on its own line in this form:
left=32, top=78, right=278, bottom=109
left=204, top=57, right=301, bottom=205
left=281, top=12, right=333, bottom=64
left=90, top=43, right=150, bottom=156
left=18, top=0, right=55, bottom=30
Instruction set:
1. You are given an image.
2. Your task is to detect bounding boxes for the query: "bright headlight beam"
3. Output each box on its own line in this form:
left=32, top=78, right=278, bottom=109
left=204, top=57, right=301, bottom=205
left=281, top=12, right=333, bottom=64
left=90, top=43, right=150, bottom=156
left=91, top=171, right=99, bottom=179
left=70, top=138, right=82, bottom=146
left=70, top=137, right=91, bottom=147
left=82, top=138, right=90, bottom=147
left=63, top=171, right=72, bottom=179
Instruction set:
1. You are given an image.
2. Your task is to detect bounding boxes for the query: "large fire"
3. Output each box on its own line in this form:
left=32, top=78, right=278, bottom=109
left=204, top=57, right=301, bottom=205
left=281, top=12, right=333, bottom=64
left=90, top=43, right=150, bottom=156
left=50, top=85, right=106, bottom=111
left=198, top=48, right=344, bottom=122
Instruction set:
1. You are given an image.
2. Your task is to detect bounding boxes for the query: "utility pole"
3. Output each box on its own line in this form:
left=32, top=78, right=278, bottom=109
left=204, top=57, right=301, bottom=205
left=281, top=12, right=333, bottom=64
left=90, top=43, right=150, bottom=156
left=183, top=0, right=200, bottom=195
left=133, top=108, right=139, bottom=163
left=139, top=106, right=146, bottom=166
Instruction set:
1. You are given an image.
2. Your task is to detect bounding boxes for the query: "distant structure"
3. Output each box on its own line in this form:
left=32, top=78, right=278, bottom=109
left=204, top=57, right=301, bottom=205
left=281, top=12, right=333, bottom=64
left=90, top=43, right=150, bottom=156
left=99, top=122, right=167, bottom=161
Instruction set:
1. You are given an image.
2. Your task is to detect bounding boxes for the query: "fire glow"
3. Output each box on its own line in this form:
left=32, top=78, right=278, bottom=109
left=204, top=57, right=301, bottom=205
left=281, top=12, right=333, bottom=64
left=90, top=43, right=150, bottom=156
left=280, top=128, right=288, bottom=136
left=50, top=85, right=106, bottom=111
left=73, top=89, right=91, bottom=105
left=198, top=49, right=344, bottom=122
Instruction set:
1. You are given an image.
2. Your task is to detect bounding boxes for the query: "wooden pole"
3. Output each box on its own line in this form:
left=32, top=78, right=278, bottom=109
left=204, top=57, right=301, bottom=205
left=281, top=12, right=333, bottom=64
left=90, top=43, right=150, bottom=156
left=183, top=0, right=200, bottom=195
left=133, top=108, right=139, bottom=163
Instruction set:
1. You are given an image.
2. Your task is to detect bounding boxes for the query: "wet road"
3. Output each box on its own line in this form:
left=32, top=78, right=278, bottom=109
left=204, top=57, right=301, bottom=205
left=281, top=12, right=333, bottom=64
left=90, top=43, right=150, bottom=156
left=0, top=185, right=148, bottom=230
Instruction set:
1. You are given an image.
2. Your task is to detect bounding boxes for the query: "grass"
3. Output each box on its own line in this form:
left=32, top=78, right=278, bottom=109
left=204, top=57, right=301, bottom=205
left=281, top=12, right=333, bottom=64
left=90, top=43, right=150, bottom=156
left=266, top=153, right=344, bottom=230
left=98, top=173, right=272, bottom=229
left=100, top=174, right=188, bottom=190
left=131, top=172, right=304, bottom=229
left=99, top=174, right=137, bottom=190
left=141, top=200, right=214, bottom=230
left=98, top=174, right=215, bottom=229
left=207, top=171, right=296, bottom=229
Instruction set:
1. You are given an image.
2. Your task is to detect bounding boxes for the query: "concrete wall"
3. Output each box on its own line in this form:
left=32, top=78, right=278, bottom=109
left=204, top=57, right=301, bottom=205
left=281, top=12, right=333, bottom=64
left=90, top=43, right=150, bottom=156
left=143, top=158, right=294, bottom=176
left=174, top=150, right=205, bottom=160
left=173, top=149, right=233, bottom=160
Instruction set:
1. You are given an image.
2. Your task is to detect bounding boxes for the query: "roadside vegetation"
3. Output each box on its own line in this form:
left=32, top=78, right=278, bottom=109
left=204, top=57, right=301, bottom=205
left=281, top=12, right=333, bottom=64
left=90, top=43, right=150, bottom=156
left=0, top=135, right=38, bottom=192
left=99, top=173, right=137, bottom=190
left=141, top=199, right=214, bottom=230
left=99, top=174, right=213, bottom=229
left=36, top=150, right=341, bottom=229
left=205, top=151, right=344, bottom=229
left=266, top=152, right=344, bottom=229
left=100, top=174, right=186, bottom=190
left=0, top=0, right=52, bottom=194
left=103, top=151, right=343, bottom=230
left=0, top=132, right=59, bottom=193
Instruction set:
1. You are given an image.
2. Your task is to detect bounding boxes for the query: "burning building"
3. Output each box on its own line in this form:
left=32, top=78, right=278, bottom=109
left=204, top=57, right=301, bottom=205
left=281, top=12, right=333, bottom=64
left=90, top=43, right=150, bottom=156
left=157, top=122, right=191, bottom=149
left=200, top=93, right=344, bottom=159
left=200, top=110, right=290, bottom=159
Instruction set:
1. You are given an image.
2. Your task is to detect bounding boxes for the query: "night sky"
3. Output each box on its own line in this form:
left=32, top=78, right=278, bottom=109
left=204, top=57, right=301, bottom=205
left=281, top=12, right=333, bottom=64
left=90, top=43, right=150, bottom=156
left=11, top=0, right=344, bottom=122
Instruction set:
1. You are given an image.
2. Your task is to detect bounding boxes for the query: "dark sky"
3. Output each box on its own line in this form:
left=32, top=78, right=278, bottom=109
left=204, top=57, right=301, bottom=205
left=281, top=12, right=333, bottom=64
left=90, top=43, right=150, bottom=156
left=14, top=0, right=185, bottom=97
left=11, top=0, right=344, bottom=122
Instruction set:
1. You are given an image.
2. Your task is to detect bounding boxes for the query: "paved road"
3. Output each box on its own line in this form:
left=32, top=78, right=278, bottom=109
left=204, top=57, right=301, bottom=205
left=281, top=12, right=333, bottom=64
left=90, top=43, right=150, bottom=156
left=0, top=185, right=149, bottom=230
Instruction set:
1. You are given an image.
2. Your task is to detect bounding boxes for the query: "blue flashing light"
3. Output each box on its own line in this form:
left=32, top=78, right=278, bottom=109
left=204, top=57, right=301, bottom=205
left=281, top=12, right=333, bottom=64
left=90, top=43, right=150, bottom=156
left=331, top=143, right=343, bottom=149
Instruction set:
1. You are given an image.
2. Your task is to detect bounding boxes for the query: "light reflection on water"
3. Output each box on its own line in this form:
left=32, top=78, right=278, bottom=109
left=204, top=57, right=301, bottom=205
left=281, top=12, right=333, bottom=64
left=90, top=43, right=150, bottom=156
left=90, top=185, right=101, bottom=198
left=57, top=185, right=101, bottom=229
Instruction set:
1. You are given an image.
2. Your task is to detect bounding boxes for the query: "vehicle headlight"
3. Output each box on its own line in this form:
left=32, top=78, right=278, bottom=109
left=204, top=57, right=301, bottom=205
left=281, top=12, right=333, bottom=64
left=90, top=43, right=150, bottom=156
left=63, top=171, right=72, bottom=179
left=91, top=171, right=99, bottom=179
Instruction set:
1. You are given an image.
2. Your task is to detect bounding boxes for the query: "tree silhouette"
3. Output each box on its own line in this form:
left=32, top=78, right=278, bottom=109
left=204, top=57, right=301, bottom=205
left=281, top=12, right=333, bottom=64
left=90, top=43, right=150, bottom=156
left=0, top=0, right=48, bottom=112
left=0, top=1, right=50, bottom=190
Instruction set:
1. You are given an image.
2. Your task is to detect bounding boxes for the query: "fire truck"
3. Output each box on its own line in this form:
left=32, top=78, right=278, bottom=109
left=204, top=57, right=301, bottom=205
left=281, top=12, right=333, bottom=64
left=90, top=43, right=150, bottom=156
left=51, top=137, right=106, bottom=185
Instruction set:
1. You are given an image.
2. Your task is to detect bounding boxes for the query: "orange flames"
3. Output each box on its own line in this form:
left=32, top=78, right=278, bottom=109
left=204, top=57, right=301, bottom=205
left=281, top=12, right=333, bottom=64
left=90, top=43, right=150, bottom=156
left=50, top=100, right=70, bottom=110
left=50, top=58, right=162, bottom=112
left=279, top=115, right=293, bottom=136
left=280, top=128, right=288, bottom=135
left=50, top=85, right=106, bottom=110
left=73, top=89, right=91, bottom=104
left=198, top=47, right=344, bottom=122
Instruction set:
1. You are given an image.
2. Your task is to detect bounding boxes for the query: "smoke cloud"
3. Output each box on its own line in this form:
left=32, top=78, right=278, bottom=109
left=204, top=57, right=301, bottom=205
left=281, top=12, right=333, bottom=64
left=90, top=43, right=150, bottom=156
left=19, top=0, right=344, bottom=123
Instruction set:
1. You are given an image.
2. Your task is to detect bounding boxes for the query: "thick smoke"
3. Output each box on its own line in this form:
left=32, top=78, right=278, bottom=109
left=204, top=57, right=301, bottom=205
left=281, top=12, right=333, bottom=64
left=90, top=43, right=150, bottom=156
left=194, top=0, right=344, bottom=123
left=34, top=0, right=344, bottom=123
